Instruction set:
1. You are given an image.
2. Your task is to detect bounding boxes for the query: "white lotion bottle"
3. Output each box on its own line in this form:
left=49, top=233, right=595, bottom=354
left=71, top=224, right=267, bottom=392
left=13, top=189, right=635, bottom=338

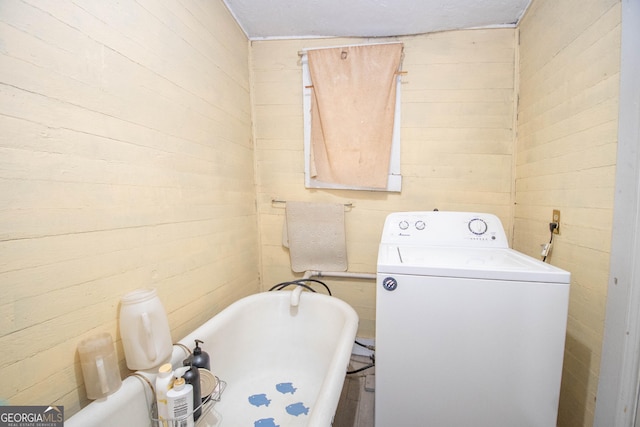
left=167, top=377, right=194, bottom=427
left=155, top=363, right=174, bottom=427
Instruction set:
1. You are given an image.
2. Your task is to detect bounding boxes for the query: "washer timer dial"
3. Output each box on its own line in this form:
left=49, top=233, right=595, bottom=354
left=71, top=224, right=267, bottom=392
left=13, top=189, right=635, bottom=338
left=468, top=218, right=488, bottom=235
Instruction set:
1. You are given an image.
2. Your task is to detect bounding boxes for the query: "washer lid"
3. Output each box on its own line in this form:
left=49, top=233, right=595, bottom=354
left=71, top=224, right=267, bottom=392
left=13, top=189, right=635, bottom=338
left=377, top=245, right=570, bottom=283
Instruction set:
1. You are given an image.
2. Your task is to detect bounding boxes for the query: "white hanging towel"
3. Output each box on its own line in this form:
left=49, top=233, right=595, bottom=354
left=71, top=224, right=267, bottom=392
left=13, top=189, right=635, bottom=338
left=284, top=201, right=348, bottom=273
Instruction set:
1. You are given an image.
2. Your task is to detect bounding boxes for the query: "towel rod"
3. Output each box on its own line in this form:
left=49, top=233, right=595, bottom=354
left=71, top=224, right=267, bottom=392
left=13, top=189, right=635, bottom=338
left=272, top=199, right=353, bottom=208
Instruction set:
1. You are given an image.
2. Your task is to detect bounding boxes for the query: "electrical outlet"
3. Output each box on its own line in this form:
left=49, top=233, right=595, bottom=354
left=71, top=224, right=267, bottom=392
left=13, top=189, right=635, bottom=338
left=552, top=210, right=560, bottom=234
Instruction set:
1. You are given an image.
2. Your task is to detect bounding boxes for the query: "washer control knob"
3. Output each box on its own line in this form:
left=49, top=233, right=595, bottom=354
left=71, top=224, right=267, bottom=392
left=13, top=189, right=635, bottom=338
left=399, top=220, right=409, bottom=230
left=415, top=220, right=426, bottom=230
left=468, top=218, right=488, bottom=235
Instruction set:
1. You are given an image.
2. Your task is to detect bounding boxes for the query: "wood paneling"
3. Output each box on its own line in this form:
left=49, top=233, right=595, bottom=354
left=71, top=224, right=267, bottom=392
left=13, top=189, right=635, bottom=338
left=0, top=0, right=258, bottom=417
left=516, top=1, right=621, bottom=425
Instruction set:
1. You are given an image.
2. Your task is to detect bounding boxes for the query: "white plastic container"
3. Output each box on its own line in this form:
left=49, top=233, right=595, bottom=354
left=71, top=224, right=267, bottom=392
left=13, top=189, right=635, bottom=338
left=77, top=333, right=122, bottom=399
left=119, top=288, right=173, bottom=370
left=166, top=377, right=194, bottom=427
left=155, top=363, right=173, bottom=427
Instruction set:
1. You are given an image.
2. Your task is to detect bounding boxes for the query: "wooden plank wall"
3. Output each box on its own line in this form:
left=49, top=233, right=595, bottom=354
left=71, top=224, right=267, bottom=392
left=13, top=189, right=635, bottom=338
left=0, top=0, right=259, bottom=417
left=516, top=1, right=621, bottom=426
left=251, top=29, right=517, bottom=338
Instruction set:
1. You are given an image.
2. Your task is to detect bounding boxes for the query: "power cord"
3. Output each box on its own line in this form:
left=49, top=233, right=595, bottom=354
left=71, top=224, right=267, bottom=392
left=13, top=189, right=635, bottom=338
left=542, top=222, right=558, bottom=262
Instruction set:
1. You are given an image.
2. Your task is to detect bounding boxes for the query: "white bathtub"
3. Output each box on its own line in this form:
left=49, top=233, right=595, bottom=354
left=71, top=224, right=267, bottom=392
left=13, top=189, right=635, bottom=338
left=67, top=290, right=359, bottom=427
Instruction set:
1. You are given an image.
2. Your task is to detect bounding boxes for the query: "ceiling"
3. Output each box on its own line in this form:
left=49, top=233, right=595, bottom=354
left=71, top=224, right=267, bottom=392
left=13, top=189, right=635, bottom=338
left=222, top=0, right=532, bottom=40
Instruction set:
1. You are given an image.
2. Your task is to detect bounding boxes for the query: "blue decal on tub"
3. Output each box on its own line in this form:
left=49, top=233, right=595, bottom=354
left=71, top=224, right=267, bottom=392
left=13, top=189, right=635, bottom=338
left=248, top=394, right=271, bottom=407
left=286, top=402, right=309, bottom=416
left=254, top=418, right=279, bottom=427
left=276, top=382, right=297, bottom=394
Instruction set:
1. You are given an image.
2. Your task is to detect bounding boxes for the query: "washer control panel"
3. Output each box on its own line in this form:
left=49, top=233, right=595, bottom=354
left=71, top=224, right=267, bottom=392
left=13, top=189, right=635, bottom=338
left=380, top=211, right=509, bottom=248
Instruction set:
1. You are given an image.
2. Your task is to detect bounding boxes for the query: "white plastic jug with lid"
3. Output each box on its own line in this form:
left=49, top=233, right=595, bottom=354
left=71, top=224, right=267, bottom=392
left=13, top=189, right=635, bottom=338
left=119, top=288, right=173, bottom=370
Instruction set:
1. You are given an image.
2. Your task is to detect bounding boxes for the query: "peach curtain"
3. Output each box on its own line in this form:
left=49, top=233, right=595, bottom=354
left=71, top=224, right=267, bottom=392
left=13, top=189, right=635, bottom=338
left=307, top=43, right=403, bottom=189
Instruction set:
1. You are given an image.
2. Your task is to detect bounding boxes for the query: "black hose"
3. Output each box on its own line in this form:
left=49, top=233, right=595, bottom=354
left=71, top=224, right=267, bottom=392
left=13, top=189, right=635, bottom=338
left=299, top=279, right=332, bottom=295
left=269, top=281, right=315, bottom=293
left=268, top=279, right=332, bottom=295
left=347, top=363, right=375, bottom=375
left=354, top=340, right=375, bottom=350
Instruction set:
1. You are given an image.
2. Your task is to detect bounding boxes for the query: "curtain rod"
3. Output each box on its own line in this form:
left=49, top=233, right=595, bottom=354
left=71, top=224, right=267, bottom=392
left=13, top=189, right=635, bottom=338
left=297, top=41, right=404, bottom=57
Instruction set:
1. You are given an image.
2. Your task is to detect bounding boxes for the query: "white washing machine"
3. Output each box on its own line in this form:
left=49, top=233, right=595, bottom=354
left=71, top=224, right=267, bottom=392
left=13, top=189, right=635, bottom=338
left=375, top=211, right=570, bottom=427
